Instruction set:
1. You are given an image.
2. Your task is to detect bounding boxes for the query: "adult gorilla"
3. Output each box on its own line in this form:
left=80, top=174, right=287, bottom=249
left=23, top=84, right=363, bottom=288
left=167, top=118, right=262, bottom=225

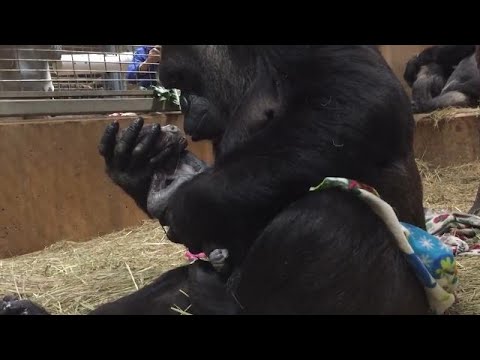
left=1, top=45, right=430, bottom=315
left=403, top=45, right=479, bottom=113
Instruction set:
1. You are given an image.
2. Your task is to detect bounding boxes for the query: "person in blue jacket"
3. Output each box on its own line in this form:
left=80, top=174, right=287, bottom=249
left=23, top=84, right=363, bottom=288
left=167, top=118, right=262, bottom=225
left=126, top=45, right=161, bottom=88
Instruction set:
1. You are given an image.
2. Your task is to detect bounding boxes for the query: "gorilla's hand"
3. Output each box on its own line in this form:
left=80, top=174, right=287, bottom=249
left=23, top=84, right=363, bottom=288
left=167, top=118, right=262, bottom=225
left=98, top=117, right=189, bottom=216
left=0, top=295, right=50, bottom=315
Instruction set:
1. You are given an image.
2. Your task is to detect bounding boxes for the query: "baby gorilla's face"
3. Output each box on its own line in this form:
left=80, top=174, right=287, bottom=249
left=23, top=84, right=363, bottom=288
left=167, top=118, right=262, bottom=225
left=153, top=124, right=188, bottom=171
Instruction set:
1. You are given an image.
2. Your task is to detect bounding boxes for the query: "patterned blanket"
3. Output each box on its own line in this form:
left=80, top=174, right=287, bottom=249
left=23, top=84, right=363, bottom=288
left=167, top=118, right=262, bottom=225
left=425, top=209, right=480, bottom=256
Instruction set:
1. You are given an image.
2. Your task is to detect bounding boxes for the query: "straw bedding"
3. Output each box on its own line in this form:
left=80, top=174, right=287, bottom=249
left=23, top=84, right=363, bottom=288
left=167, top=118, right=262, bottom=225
left=0, top=221, right=187, bottom=314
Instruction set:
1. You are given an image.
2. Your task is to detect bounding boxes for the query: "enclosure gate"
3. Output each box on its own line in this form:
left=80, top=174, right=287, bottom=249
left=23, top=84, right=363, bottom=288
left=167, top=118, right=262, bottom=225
left=0, top=45, right=179, bottom=117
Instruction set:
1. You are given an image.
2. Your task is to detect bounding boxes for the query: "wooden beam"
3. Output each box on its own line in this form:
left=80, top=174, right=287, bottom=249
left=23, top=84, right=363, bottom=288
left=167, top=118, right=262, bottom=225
left=0, top=98, right=179, bottom=116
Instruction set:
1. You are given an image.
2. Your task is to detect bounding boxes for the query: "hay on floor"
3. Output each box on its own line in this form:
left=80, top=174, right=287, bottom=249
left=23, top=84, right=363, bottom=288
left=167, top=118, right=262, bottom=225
left=449, top=256, right=480, bottom=314
left=1, top=159, right=480, bottom=314
left=417, top=160, right=480, bottom=213
left=0, top=221, right=186, bottom=314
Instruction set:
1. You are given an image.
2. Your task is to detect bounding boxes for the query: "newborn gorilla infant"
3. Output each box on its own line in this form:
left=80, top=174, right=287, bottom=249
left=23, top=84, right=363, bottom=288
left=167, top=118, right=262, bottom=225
left=101, top=118, right=230, bottom=269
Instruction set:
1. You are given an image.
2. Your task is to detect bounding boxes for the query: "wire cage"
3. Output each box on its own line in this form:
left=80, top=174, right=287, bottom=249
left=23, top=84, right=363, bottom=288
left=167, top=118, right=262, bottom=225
left=0, top=45, right=179, bottom=117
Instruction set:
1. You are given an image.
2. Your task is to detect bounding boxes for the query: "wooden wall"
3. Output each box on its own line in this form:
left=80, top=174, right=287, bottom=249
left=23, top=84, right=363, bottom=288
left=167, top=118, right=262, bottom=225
left=1, top=45, right=443, bottom=258
left=378, top=45, right=431, bottom=94
left=0, top=113, right=213, bottom=258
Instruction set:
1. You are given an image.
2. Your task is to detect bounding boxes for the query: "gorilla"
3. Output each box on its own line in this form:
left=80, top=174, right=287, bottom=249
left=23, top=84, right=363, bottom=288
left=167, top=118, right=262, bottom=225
left=476, top=45, right=480, bottom=71
left=1, top=45, right=432, bottom=315
left=468, top=45, right=480, bottom=216
left=404, top=45, right=480, bottom=113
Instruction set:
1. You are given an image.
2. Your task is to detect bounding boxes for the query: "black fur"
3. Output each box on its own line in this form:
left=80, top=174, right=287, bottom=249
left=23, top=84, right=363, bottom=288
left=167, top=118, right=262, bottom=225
left=3, top=45, right=430, bottom=315
left=467, top=47, right=480, bottom=216
left=404, top=45, right=480, bottom=113
left=0, top=261, right=238, bottom=315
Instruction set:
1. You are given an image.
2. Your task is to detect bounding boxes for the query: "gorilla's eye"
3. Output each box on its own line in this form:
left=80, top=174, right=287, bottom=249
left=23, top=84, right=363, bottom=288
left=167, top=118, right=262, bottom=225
left=180, top=95, right=190, bottom=112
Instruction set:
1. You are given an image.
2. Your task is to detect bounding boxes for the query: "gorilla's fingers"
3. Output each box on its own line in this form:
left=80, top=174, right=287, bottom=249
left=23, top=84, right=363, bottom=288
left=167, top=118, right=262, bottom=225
left=149, top=146, right=178, bottom=168
left=114, top=117, right=144, bottom=168
left=98, top=121, right=119, bottom=162
left=131, top=123, right=162, bottom=166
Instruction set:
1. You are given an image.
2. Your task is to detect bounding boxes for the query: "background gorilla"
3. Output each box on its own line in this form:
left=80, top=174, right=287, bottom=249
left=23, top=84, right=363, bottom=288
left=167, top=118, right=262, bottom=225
left=1, top=45, right=431, bottom=315
left=404, top=45, right=480, bottom=113
left=465, top=45, right=480, bottom=216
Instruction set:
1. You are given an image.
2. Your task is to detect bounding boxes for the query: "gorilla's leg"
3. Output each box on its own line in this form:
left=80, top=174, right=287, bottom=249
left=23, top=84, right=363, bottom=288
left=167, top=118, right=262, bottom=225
left=229, top=189, right=429, bottom=315
left=0, top=261, right=239, bottom=315
left=88, top=260, right=238, bottom=315
left=468, top=185, right=480, bottom=216
left=0, top=295, right=49, bottom=315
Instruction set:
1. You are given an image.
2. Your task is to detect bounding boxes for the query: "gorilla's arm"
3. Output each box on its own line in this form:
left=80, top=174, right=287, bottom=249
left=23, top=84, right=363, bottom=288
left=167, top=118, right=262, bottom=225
left=166, top=69, right=413, bottom=266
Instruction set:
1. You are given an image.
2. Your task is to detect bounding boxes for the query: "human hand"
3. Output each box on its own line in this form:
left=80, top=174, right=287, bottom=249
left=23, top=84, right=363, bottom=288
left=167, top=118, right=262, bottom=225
left=146, top=46, right=161, bottom=64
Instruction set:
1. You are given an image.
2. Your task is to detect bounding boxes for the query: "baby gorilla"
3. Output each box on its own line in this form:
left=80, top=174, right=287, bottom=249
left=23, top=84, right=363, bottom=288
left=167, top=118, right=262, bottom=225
left=98, top=117, right=196, bottom=223
left=100, top=118, right=230, bottom=269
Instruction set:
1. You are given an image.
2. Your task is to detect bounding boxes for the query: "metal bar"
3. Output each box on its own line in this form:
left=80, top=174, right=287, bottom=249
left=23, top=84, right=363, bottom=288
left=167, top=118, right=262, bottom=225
left=0, top=90, right=156, bottom=98
left=104, top=45, right=125, bottom=91
left=0, top=98, right=179, bottom=117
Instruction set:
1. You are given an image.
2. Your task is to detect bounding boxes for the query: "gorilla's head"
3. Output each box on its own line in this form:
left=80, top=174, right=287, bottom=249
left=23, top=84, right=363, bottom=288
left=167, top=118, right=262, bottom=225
left=158, top=46, right=287, bottom=153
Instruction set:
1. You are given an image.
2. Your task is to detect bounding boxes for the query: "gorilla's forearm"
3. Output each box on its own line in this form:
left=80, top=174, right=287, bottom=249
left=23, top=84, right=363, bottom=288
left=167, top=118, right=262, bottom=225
left=166, top=119, right=400, bottom=265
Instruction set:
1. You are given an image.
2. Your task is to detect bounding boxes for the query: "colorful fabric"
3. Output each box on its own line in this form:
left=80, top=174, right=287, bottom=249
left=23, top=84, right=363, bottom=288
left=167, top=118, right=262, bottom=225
left=425, top=209, right=480, bottom=256
left=185, top=251, right=208, bottom=262
left=310, top=177, right=457, bottom=315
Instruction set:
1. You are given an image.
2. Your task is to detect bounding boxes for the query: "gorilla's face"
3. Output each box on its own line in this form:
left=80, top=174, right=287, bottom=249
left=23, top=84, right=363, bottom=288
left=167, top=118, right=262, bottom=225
left=159, top=45, right=285, bottom=154
left=159, top=45, right=234, bottom=142
left=178, top=93, right=224, bottom=142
